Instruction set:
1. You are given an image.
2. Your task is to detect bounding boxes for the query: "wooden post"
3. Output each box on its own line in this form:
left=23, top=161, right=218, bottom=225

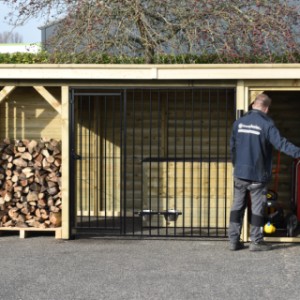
left=249, top=90, right=265, bottom=103
left=236, top=80, right=245, bottom=111
left=236, top=81, right=250, bottom=241
left=61, top=86, right=70, bottom=239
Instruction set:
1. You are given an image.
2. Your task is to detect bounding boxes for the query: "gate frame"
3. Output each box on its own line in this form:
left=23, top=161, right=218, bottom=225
left=242, top=81, right=300, bottom=243
left=68, top=86, right=236, bottom=238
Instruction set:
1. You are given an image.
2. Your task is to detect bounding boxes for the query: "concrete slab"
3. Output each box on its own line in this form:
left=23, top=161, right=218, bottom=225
left=0, top=236, right=299, bottom=300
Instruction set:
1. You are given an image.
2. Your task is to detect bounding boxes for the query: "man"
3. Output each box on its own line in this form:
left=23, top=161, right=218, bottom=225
left=229, top=93, right=300, bottom=251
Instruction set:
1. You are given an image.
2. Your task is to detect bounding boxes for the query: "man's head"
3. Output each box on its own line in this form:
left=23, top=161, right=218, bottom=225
left=252, top=93, right=272, bottom=114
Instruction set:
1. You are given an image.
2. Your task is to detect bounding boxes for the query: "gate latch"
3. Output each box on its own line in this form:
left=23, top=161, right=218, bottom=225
left=71, top=150, right=82, bottom=160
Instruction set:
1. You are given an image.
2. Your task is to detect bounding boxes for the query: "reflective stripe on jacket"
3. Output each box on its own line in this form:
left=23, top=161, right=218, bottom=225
left=230, top=109, right=300, bottom=183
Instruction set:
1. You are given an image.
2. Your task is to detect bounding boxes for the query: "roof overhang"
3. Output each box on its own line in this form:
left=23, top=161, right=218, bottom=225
left=0, top=64, right=300, bottom=80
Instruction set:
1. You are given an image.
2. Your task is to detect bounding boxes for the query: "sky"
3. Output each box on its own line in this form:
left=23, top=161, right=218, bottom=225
left=0, top=2, right=43, bottom=43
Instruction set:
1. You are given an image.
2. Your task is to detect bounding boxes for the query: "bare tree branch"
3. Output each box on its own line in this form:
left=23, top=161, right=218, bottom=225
left=3, top=0, right=300, bottom=62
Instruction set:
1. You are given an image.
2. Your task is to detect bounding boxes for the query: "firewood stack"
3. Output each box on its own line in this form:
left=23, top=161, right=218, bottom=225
left=0, top=138, right=62, bottom=228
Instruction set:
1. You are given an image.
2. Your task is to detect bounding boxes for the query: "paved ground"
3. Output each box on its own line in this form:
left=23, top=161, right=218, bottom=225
left=0, top=234, right=300, bottom=300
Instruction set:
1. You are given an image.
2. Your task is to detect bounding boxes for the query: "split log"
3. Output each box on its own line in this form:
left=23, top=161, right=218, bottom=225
left=37, top=199, right=47, bottom=209
left=27, top=140, right=38, bottom=154
left=21, top=207, right=29, bottom=215
left=49, top=212, right=61, bottom=227
left=40, top=209, right=49, bottom=220
left=3, top=220, right=13, bottom=227
left=21, top=152, right=32, bottom=161
left=4, top=192, right=12, bottom=202
left=16, top=202, right=23, bottom=209
left=1, top=214, right=9, bottom=224
left=0, top=209, right=8, bottom=219
left=13, top=158, right=28, bottom=168
left=17, top=147, right=26, bottom=153
left=27, top=191, right=38, bottom=202
left=0, top=138, right=62, bottom=228
left=15, top=221, right=28, bottom=228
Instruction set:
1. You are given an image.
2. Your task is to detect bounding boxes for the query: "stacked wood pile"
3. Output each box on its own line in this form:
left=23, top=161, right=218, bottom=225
left=0, top=138, right=62, bottom=228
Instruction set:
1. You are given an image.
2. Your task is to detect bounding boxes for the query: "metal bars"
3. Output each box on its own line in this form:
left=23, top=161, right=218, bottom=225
left=70, top=87, right=235, bottom=238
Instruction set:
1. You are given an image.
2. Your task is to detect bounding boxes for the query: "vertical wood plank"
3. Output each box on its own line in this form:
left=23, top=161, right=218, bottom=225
left=19, top=230, right=26, bottom=239
left=236, top=80, right=245, bottom=111
left=61, top=85, right=70, bottom=239
left=234, top=82, right=249, bottom=241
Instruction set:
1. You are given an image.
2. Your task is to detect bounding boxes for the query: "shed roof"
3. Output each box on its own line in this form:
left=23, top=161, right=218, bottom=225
left=0, top=64, right=300, bottom=80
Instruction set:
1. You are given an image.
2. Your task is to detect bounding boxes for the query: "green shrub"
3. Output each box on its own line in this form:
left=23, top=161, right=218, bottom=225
left=0, top=52, right=300, bottom=64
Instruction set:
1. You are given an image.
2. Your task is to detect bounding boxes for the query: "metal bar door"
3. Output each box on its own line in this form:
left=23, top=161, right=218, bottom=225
left=70, top=91, right=124, bottom=234
left=70, top=87, right=236, bottom=238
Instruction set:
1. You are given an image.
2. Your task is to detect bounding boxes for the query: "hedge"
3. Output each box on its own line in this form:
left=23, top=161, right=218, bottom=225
left=0, top=51, right=300, bottom=64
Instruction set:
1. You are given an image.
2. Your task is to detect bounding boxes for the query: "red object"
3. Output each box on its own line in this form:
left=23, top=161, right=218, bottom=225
left=294, top=159, right=300, bottom=221
left=272, top=151, right=281, bottom=192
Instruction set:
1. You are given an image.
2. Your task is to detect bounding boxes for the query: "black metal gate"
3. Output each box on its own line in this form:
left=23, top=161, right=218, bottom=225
left=70, top=87, right=236, bottom=237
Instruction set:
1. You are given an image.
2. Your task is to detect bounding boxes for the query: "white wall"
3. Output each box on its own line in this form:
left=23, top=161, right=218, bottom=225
left=0, top=44, right=41, bottom=54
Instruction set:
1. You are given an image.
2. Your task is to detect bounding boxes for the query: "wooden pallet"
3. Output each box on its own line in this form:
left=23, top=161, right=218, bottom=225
left=264, top=236, right=300, bottom=243
left=0, top=227, right=62, bottom=239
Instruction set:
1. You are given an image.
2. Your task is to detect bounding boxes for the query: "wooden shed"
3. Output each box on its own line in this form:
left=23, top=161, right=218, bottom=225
left=1, top=64, right=300, bottom=242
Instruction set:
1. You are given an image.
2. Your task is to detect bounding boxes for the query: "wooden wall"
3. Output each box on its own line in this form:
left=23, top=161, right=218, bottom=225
left=143, top=161, right=233, bottom=228
left=74, top=95, right=122, bottom=217
left=0, top=87, right=62, bottom=140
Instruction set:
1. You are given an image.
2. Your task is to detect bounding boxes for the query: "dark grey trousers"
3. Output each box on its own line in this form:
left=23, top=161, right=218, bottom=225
left=228, top=177, right=268, bottom=243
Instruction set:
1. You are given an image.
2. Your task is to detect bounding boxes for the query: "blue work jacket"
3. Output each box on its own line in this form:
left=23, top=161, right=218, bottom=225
left=230, top=109, right=300, bottom=183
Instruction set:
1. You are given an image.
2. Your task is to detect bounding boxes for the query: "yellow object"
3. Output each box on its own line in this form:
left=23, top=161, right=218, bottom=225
left=264, top=222, right=276, bottom=234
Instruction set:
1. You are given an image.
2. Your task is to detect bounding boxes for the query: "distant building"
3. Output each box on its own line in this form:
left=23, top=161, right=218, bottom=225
left=0, top=43, right=41, bottom=54
left=39, top=20, right=61, bottom=53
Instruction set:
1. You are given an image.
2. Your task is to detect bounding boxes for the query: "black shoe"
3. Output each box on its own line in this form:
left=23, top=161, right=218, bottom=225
left=229, top=240, right=245, bottom=251
left=249, top=241, right=272, bottom=251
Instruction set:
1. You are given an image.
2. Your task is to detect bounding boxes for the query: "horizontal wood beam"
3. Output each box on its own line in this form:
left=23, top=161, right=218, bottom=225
left=1, top=64, right=300, bottom=80
left=264, top=237, right=300, bottom=243
left=0, top=86, right=16, bottom=103
left=0, top=227, right=62, bottom=239
left=33, top=86, right=61, bottom=114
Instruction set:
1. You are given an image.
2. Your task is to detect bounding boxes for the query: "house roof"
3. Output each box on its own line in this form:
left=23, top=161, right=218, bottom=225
left=38, top=18, right=64, bottom=30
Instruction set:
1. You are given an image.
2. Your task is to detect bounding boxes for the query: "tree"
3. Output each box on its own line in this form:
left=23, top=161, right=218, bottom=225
left=0, top=31, right=23, bottom=43
left=3, top=0, right=300, bottom=63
